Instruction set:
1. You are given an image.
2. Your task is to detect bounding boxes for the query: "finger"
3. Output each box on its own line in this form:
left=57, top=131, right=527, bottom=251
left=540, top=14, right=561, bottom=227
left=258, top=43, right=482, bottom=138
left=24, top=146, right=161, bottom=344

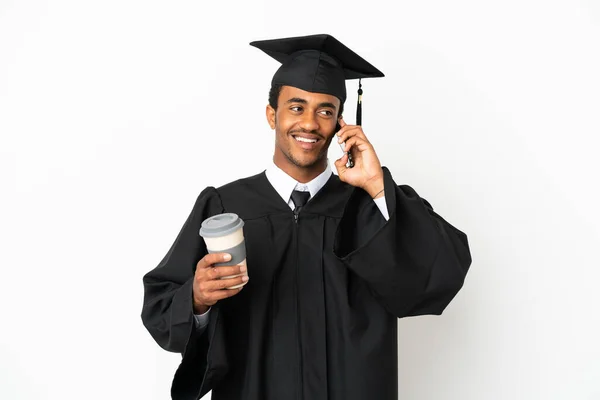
left=334, top=153, right=348, bottom=175
left=204, top=265, right=244, bottom=280
left=343, top=136, right=371, bottom=153
left=207, top=287, right=244, bottom=301
left=197, top=253, right=231, bottom=269
left=337, top=126, right=366, bottom=144
left=203, top=275, right=249, bottom=291
left=335, top=119, right=360, bottom=137
left=336, top=123, right=358, bottom=138
left=197, top=274, right=247, bottom=293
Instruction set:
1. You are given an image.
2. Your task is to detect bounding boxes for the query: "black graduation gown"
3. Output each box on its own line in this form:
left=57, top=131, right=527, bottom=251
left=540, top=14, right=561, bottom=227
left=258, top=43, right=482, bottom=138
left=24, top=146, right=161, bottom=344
left=141, top=167, right=472, bottom=400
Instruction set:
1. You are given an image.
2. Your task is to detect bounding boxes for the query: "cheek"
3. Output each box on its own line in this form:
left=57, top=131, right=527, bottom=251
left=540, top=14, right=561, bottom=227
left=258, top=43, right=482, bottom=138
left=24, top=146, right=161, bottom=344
left=276, top=114, right=296, bottom=132
left=322, top=121, right=338, bottom=137
left=323, top=135, right=336, bottom=148
left=274, top=117, right=290, bottom=140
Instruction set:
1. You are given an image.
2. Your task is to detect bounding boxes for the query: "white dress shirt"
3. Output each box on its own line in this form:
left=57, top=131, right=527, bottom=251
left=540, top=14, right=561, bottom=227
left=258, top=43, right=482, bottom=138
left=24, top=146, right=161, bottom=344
left=194, top=161, right=389, bottom=330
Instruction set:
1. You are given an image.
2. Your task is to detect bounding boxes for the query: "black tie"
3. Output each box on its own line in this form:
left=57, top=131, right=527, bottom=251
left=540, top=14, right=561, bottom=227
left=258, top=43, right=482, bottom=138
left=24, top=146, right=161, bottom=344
left=291, top=190, right=311, bottom=215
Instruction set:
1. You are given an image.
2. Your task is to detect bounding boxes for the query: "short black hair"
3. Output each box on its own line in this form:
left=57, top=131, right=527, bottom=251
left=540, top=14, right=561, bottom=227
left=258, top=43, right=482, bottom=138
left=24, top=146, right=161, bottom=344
left=269, top=84, right=344, bottom=117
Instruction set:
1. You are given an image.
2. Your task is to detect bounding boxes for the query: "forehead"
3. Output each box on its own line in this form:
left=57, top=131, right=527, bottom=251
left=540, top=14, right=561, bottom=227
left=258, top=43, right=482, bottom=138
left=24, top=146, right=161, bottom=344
left=279, top=85, right=340, bottom=109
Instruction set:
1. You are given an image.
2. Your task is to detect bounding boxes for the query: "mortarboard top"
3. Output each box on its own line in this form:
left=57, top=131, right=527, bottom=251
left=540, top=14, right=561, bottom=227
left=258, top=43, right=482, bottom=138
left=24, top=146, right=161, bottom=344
left=249, top=34, right=384, bottom=106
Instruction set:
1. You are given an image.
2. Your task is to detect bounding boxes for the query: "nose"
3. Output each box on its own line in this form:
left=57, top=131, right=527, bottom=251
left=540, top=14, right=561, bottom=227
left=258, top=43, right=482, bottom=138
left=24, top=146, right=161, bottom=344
left=299, top=112, right=319, bottom=132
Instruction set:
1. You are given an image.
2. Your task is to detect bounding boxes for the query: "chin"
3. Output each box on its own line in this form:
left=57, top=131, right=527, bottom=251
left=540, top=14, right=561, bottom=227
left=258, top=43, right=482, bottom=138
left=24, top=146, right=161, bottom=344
left=288, top=152, right=325, bottom=169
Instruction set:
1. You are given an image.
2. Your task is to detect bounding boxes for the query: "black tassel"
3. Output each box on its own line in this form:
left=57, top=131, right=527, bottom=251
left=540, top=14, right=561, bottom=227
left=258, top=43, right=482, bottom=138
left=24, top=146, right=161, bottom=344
left=356, top=78, right=363, bottom=126
left=346, top=79, right=363, bottom=168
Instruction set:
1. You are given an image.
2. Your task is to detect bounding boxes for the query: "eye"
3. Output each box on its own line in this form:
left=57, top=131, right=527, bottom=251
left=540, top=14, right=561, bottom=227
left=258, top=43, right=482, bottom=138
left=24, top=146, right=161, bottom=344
left=319, top=109, right=334, bottom=117
left=290, top=106, right=303, bottom=113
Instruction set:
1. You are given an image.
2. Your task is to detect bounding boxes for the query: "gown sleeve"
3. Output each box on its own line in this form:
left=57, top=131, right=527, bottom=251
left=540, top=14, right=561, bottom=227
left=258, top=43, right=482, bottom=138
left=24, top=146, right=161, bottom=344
left=333, top=167, right=472, bottom=318
left=141, top=187, right=229, bottom=399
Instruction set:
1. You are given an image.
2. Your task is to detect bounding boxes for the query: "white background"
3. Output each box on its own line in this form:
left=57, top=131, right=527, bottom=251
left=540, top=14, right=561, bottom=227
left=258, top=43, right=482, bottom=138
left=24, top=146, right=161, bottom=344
left=1, top=0, right=599, bottom=399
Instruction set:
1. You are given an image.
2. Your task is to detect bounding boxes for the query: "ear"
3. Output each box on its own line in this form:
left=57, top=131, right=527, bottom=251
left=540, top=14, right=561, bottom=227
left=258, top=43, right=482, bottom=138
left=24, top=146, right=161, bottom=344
left=266, top=105, right=276, bottom=130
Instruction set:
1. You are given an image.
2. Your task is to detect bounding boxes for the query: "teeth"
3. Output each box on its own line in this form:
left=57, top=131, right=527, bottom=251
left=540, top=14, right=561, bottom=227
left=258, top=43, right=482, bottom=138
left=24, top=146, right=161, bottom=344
left=295, top=136, right=317, bottom=143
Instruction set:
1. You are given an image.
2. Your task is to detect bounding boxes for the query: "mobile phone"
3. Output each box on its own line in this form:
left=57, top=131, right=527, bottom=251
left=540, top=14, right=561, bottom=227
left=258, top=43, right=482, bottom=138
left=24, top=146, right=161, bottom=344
left=336, top=122, right=354, bottom=168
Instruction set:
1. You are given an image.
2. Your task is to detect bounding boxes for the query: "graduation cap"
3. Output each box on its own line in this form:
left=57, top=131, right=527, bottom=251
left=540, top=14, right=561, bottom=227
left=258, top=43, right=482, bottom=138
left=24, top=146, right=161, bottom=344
left=249, top=34, right=384, bottom=127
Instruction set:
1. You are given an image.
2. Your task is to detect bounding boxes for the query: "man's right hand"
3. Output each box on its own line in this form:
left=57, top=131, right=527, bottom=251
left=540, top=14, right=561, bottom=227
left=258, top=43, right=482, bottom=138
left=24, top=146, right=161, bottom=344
left=193, top=253, right=248, bottom=314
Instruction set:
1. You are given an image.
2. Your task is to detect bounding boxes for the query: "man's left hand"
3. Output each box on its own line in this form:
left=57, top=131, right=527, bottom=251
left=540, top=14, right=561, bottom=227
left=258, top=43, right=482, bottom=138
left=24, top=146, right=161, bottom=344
left=334, top=118, right=385, bottom=198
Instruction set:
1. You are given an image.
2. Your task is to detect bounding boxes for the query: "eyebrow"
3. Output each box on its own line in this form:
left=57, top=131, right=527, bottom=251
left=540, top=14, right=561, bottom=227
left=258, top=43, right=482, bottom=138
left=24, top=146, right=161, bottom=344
left=285, top=97, right=337, bottom=110
left=286, top=97, right=308, bottom=105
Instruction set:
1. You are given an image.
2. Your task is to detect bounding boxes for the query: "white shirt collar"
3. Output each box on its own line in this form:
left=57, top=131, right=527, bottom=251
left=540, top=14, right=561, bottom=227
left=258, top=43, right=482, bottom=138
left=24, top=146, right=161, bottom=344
left=265, top=160, right=332, bottom=204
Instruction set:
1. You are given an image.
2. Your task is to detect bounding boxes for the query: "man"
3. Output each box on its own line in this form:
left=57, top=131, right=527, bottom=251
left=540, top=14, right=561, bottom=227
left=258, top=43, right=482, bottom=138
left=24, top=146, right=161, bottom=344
left=141, top=34, right=472, bottom=400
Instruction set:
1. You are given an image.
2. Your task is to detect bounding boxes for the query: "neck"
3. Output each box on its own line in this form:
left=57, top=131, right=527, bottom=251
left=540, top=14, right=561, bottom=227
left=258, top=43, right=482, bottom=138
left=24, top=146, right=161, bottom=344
left=273, top=153, right=327, bottom=184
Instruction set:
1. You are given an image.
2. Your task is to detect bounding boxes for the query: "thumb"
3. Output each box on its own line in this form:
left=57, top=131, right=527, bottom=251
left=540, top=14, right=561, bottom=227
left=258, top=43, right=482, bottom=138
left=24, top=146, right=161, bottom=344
left=335, top=153, right=348, bottom=176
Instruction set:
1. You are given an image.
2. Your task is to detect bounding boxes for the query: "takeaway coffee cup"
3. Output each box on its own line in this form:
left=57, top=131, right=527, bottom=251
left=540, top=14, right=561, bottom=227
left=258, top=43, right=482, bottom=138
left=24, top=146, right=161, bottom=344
left=199, top=213, right=247, bottom=289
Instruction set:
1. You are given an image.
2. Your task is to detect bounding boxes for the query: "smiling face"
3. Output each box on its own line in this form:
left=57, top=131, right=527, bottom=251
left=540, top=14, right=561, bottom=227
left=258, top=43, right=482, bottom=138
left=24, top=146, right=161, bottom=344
left=266, top=85, right=341, bottom=182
